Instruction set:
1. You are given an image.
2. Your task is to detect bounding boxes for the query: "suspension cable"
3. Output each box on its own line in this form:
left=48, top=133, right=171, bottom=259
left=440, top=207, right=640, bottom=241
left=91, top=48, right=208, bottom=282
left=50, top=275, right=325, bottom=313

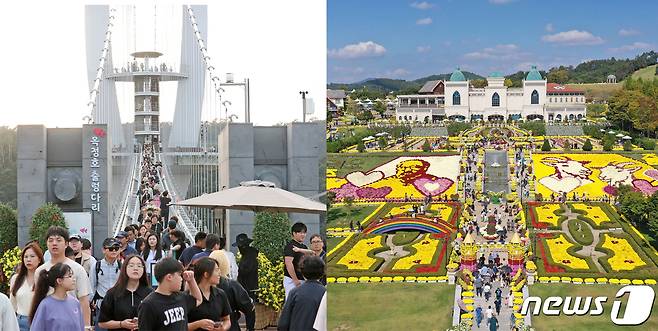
left=87, top=7, right=117, bottom=123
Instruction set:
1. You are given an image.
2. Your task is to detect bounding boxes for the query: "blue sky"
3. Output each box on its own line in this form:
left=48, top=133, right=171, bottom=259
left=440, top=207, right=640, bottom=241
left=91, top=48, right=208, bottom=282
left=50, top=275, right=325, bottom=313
left=328, top=0, right=658, bottom=83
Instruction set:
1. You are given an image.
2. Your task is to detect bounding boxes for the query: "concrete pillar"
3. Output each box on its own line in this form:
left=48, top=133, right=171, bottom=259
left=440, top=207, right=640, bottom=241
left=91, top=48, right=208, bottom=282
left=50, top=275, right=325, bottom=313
left=17, top=125, right=48, bottom=246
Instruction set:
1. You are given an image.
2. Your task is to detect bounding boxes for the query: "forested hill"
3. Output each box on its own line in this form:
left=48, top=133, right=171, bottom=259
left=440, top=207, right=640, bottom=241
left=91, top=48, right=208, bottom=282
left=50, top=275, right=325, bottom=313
left=327, top=71, right=483, bottom=95
left=328, top=51, right=657, bottom=93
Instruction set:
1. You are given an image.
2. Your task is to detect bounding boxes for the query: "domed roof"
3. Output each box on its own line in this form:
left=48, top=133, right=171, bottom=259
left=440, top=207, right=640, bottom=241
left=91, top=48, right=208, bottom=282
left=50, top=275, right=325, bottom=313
left=526, top=66, right=543, bottom=81
left=450, top=68, right=467, bottom=82
left=490, top=71, right=504, bottom=78
left=607, top=74, right=616, bottom=78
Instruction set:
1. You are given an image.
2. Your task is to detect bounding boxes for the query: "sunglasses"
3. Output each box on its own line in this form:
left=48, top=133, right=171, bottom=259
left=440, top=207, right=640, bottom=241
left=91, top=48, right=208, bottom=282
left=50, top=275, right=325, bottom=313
left=105, top=247, right=120, bottom=252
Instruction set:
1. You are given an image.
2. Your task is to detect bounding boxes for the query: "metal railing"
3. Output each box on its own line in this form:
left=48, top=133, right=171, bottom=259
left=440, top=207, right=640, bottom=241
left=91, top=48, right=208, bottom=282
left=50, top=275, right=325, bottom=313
left=156, top=153, right=199, bottom=241
left=113, top=154, right=141, bottom=236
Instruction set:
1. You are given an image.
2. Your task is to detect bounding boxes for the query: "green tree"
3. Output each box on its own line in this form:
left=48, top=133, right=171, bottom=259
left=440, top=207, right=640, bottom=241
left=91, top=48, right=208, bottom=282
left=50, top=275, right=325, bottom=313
left=471, top=79, right=487, bottom=88
left=357, top=140, right=365, bottom=153
left=541, top=139, right=552, bottom=151
left=603, top=139, right=614, bottom=151
left=619, top=191, right=647, bottom=226
left=374, top=101, right=386, bottom=118
left=252, top=212, right=291, bottom=262
left=356, top=109, right=374, bottom=123
left=547, top=69, right=570, bottom=84
left=586, top=104, right=607, bottom=118
left=623, top=139, right=633, bottom=151
left=378, top=136, right=387, bottom=150
left=30, top=203, right=67, bottom=249
left=422, top=139, right=431, bottom=152
left=0, top=203, right=17, bottom=252
left=582, top=139, right=593, bottom=151
left=504, top=79, right=513, bottom=88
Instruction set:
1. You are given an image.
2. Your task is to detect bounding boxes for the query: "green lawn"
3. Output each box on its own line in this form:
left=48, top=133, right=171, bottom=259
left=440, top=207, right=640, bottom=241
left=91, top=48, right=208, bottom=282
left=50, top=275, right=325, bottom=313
left=328, top=283, right=455, bottom=331
left=530, top=284, right=658, bottom=331
left=565, top=83, right=621, bottom=100
left=327, top=204, right=381, bottom=228
left=631, top=64, right=658, bottom=81
left=327, top=236, right=346, bottom=251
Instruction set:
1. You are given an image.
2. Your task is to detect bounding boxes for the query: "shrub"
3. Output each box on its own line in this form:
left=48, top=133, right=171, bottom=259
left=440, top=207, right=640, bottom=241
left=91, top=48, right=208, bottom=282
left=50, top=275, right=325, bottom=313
left=603, top=139, right=613, bottom=151
left=252, top=212, right=291, bottom=263
left=356, top=140, right=365, bottom=153
left=447, top=122, right=472, bottom=136
left=582, top=139, right=593, bottom=151
left=519, top=121, right=546, bottom=136
left=29, top=203, right=66, bottom=249
left=0, top=203, right=17, bottom=253
left=623, top=140, right=633, bottom=151
left=541, top=139, right=552, bottom=151
left=422, top=139, right=431, bottom=152
left=638, top=138, right=656, bottom=150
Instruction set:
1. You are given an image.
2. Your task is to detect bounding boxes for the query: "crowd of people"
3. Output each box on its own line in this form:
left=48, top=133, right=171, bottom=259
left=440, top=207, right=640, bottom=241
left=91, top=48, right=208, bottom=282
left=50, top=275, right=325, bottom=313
left=0, top=143, right=328, bottom=331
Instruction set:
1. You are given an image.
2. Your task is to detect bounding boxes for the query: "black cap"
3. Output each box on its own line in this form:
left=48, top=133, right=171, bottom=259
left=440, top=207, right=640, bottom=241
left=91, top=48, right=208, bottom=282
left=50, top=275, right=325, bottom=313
left=102, top=238, right=120, bottom=248
left=232, top=233, right=253, bottom=247
left=168, top=220, right=177, bottom=229
left=115, top=231, right=128, bottom=239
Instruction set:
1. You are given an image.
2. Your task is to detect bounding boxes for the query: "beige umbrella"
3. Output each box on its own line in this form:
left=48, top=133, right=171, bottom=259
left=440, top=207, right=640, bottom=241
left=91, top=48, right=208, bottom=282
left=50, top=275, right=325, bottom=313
left=174, top=180, right=325, bottom=237
left=174, top=180, right=326, bottom=213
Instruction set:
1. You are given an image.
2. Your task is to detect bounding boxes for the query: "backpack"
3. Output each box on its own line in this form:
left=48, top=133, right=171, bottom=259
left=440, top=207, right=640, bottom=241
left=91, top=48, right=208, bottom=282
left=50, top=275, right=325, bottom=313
left=95, top=259, right=121, bottom=279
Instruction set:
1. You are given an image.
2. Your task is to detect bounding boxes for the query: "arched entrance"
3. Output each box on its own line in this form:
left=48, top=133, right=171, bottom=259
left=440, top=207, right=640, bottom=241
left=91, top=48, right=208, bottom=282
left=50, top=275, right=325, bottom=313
left=527, top=114, right=544, bottom=121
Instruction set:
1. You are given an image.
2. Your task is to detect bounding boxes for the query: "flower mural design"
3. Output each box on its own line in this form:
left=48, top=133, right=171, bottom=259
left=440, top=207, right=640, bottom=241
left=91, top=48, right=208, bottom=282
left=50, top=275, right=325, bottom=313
left=571, top=203, right=610, bottom=226
left=601, top=234, right=647, bottom=271
left=327, top=156, right=460, bottom=201
left=337, top=236, right=384, bottom=270
left=392, top=234, right=440, bottom=270
left=545, top=234, right=590, bottom=270
left=533, top=154, right=656, bottom=198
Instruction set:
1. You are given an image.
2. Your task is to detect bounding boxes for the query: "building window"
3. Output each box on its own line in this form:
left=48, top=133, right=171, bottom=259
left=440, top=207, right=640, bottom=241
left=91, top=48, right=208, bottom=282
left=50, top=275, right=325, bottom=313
left=531, top=90, right=539, bottom=104
left=492, top=92, right=500, bottom=107
left=560, top=97, right=563, bottom=103
left=452, top=91, right=461, bottom=105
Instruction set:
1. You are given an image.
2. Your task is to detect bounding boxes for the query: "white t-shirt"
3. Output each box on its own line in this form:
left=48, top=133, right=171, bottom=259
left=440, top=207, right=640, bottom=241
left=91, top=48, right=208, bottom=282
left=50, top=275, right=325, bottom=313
left=9, top=274, right=34, bottom=315
left=0, top=292, right=19, bottom=331
left=35, top=258, right=91, bottom=299
left=486, top=308, right=493, bottom=319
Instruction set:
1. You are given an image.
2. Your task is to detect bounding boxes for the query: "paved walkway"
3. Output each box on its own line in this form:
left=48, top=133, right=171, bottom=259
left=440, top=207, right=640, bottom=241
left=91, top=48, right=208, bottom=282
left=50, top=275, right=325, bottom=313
left=374, top=233, right=416, bottom=270
left=470, top=278, right=517, bottom=330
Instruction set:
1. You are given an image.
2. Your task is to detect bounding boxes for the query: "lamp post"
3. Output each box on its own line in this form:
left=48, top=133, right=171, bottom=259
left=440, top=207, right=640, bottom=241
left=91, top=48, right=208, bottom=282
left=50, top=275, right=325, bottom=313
left=300, top=91, right=309, bottom=122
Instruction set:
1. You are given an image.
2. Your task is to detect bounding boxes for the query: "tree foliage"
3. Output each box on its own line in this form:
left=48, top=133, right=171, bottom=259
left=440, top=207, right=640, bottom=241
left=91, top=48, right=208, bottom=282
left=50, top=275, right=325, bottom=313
left=29, top=203, right=67, bottom=249
left=422, top=139, right=431, bottom=152
left=252, top=212, right=291, bottom=262
left=541, top=139, right=552, bottom=151
left=608, top=77, right=658, bottom=136
left=582, top=139, right=593, bottom=151
left=0, top=203, right=17, bottom=252
left=0, top=127, right=17, bottom=208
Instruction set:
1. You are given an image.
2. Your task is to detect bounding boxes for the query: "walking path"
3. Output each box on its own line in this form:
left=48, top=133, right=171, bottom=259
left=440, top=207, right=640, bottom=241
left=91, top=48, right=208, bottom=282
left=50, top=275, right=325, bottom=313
left=470, top=278, right=516, bottom=330
left=374, top=233, right=417, bottom=270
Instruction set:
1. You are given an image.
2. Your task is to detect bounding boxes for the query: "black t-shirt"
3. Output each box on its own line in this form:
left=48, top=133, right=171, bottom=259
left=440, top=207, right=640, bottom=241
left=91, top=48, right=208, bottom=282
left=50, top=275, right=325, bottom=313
left=188, top=287, right=232, bottom=331
left=138, top=291, right=197, bottom=331
left=283, top=240, right=307, bottom=280
left=99, top=285, right=153, bottom=330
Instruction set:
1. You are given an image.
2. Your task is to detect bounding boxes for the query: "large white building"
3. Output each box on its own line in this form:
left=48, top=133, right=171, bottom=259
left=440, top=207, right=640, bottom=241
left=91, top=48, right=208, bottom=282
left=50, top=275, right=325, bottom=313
left=396, top=66, right=586, bottom=122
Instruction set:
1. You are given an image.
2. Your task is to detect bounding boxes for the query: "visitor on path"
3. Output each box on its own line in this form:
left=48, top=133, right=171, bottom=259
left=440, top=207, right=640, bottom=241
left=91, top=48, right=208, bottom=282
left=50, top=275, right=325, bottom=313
left=168, top=230, right=187, bottom=260
left=234, top=233, right=259, bottom=301
left=495, top=287, right=502, bottom=302
left=29, top=263, right=86, bottom=331
left=209, top=251, right=256, bottom=331
left=485, top=305, right=493, bottom=320
left=188, top=258, right=232, bottom=331
left=510, top=312, right=517, bottom=329
left=488, top=314, right=499, bottom=331
left=137, top=258, right=203, bottom=330
left=143, top=233, right=165, bottom=281
left=10, top=242, right=44, bottom=331
left=161, top=219, right=178, bottom=254
left=178, top=232, right=207, bottom=267
left=483, top=283, right=491, bottom=301
left=34, top=226, right=92, bottom=328
left=475, top=306, right=483, bottom=328
left=475, top=276, right=483, bottom=297
left=115, top=231, right=139, bottom=260
left=508, top=292, right=514, bottom=309
left=69, top=234, right=96, bottom=276
left=278, top=256, right=327, bottom=331
left=494, top=296, right=502, bottom=315
left=97, top=255, right=153, bottom=330
left=191, top=234, right=222, bottom=265
left=90, top=238, right=123, bottom=331
left=283, top=222, right=308, bottom=299
left=0, top=292, right=19, bottom=331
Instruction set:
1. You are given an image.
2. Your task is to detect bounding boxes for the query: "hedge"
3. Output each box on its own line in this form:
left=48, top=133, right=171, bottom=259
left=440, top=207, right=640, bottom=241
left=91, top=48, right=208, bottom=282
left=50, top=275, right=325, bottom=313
left=594, top=232, right=656, bottom=275
left=567, top=219, right=593, bottom=246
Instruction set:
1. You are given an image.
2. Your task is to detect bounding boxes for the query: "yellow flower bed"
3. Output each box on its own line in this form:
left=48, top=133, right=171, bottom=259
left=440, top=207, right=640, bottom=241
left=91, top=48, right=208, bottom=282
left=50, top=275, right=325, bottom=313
left=337, top=236, right=383, bottom=270
left=326, top=168, right=337, bottom=177
left=392, top=234, right=440, bottom=270
left=601, top=234, right=646, bottom=271
left=533, top=154, right=655, bottom=198
left=642, top=154, right=658, bottom=166
left=536, top=203, right=562, bottom=227
left=545, top=234, right=590, bottom=270
left=571, top=203, right=609, bottom=226
left=388, top=203, right=453, bottom=220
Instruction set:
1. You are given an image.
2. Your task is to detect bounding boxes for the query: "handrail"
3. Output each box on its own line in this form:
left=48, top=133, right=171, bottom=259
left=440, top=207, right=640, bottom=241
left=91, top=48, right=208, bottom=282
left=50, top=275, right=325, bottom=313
left=113, top=153, right=141, bottom=236
left=156, top=153, right=198, bottom=241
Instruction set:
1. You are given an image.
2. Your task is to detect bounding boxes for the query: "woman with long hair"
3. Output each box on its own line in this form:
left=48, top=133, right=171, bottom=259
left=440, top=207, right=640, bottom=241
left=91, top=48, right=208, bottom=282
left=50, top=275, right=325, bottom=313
left=143, top=233, right=164, bottom=280
left=134, top=237, right=146, bottom=255
left=188, top=257, right=231, bottom=331
left=97, top=255, right=153, bottom=330
left=29, top=263, right=84, bottom=331
left=10, top=242, right=44, bottom=331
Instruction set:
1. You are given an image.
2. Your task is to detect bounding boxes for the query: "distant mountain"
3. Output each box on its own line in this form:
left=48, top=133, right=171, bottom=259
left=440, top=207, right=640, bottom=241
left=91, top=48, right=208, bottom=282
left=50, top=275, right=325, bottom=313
left=327, top=71, right=484, bottom=94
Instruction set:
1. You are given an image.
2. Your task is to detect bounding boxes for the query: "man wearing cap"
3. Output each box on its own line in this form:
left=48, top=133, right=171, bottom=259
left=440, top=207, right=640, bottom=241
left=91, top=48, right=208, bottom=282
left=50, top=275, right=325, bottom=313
left=160, top=217, right=178, bottom=253
left=233, top=233, right=259, bottom=301
left=90, top=238, right=122, bottom=331
left=69, top=233, right=97, bottom=276
left=115, top=231, right=139, bottom=260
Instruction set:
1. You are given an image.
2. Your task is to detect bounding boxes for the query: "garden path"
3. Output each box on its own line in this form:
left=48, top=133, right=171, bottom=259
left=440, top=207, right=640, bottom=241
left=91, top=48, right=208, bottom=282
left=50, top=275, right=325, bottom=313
left=470, top=277, right=517, bottom=331
left=374, top=233, right=418, bottom=270
left=542, top=205, right=611, bottom=273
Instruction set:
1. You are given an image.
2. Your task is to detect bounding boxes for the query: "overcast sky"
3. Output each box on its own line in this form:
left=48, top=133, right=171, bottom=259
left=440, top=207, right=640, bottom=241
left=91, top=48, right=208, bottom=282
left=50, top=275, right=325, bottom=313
left=0, top=0, right=326, bottom=128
